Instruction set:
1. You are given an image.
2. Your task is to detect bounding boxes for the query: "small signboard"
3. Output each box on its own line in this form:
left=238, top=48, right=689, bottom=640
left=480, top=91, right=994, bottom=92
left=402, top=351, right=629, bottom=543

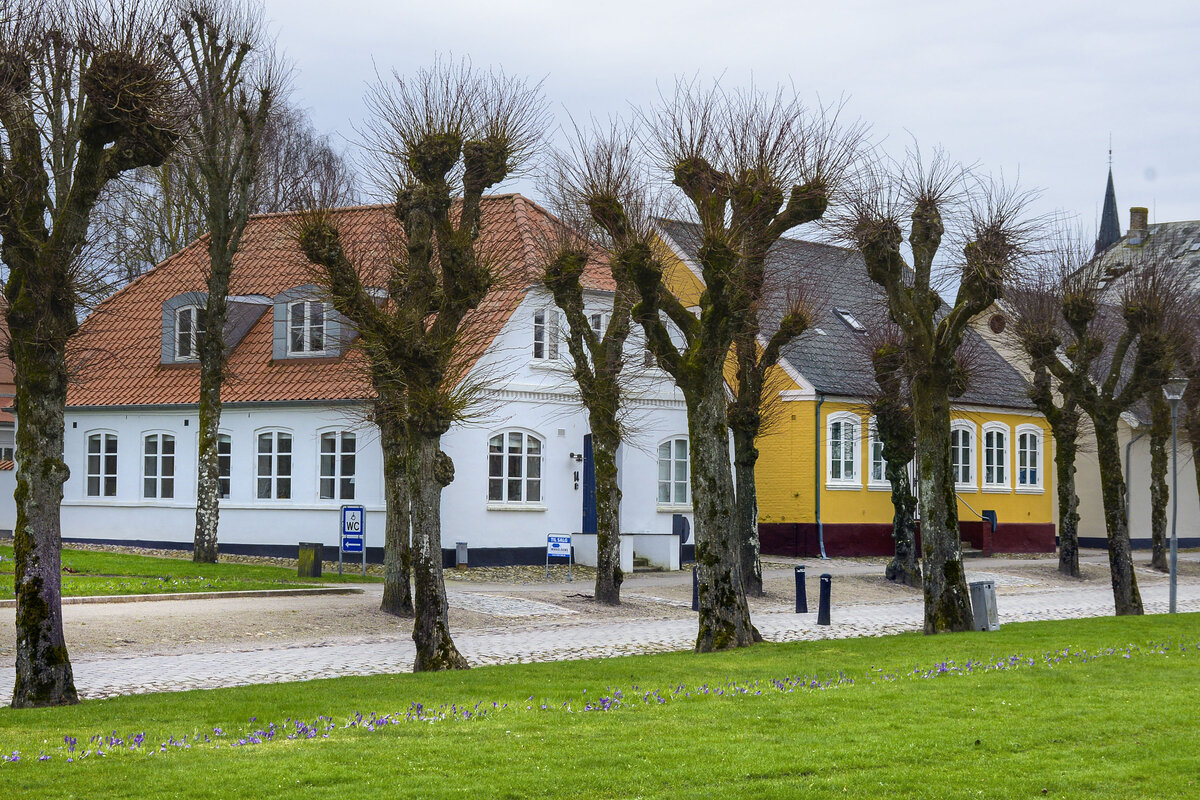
left=339, top=505, right=366, bottom=577
left=546, top=534, right=573, bottom=581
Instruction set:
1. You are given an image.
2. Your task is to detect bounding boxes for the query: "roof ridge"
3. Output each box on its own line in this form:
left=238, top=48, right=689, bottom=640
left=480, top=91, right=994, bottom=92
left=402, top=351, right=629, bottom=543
left=656, top=216, right=857, bottom=256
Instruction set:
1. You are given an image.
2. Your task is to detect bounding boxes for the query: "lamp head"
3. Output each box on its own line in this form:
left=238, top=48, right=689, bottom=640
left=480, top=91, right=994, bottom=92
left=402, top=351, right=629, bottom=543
left=1163, top=376, right=1189, bottom=403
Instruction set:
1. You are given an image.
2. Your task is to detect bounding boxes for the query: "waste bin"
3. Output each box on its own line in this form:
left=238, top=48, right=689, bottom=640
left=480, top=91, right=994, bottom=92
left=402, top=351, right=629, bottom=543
left=456, top=541, right=469, bottom=570
left=298, top=542, right=324, bottom=578
left=969, top=580, right=999, bottom=631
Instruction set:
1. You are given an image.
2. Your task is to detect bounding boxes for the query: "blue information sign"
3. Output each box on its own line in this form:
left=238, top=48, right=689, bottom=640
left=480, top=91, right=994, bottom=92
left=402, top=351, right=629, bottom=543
left=339, top=505, right=366, bottom=577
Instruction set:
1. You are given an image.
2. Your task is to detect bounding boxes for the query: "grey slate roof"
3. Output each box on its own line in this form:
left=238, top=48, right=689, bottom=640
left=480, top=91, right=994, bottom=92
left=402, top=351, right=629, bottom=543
left=656, top=218, right=1036, bottom=410
left=1094, top=168, right=1122, bottom=256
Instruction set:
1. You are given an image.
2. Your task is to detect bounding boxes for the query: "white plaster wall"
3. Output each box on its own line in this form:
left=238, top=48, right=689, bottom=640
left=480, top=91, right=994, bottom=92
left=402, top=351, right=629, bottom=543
left=0, top=469, right=14, bottom=531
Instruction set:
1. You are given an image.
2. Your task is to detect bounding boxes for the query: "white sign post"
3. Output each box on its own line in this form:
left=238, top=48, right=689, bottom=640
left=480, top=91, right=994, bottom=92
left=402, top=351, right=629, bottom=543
left=546, top=534, right=572, bottom=581
left=340, top=505, right=366, bottom=577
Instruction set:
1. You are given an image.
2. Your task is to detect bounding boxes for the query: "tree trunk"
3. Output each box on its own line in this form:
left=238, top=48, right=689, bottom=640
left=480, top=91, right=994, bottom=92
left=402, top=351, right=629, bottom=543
left=592, top=430, right=623, bottom=606
left=1054, top=421, right=1082, bottom=578
left=884, top=463, right=921, bottom=588
left=193, top=359, right=222, bottom=563
left=9, top=331, right=78, bottom=708
left=911, top=375, right=973, bottom=633
left=733, top=428, right=764, bottom=597
left=379, top=419, right=414, bottom=616
left=689, top=373, right=757, bottom=651
left=1093, top=416, right=1143, bottom=615
left=409, top=433, right=468, bottom=671
left=1148, top=396, right=1170, bottom=572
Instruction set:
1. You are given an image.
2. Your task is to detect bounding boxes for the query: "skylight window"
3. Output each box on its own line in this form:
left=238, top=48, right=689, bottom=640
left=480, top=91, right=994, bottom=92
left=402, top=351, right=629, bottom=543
left=834, top=307, right=866, bottom=333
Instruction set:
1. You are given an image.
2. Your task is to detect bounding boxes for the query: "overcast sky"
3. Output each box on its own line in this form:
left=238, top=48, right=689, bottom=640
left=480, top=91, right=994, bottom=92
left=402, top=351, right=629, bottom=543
left=263, top=0, right=1199, bottom=236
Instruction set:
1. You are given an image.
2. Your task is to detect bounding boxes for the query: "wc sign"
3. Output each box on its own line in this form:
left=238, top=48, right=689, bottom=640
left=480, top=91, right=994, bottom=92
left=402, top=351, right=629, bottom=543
left=339, top=505, right=366, bottom=577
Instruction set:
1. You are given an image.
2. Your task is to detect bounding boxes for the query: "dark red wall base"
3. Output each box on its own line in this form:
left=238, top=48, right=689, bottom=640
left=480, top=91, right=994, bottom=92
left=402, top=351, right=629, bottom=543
left=759, top=521, right=1056, bottom=558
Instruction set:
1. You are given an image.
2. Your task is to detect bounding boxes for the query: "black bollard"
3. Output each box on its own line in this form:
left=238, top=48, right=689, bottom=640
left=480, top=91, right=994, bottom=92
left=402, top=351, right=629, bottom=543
left=795, top=565, right=808, bottom=613
left=817, top=573, right=831, bottom=625
left=691, top=565, right=699, bottom=611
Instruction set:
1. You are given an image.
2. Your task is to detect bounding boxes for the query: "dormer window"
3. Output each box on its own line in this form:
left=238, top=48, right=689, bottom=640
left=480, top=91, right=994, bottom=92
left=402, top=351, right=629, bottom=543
left=834, top=307, right=866, bottom=333
left=175, top=305, right=207, bottom=361
left=289, top=300, right=326, bottom=354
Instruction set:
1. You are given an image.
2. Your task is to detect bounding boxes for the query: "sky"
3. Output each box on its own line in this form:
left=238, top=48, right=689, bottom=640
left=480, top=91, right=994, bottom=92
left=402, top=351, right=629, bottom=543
left=262, top=0, right=1200, bottom=236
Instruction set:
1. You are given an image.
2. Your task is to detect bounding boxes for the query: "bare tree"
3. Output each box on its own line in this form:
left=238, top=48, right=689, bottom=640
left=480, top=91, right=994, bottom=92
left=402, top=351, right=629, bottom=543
left=252, top=103, right=357, bottom=213
left=0, top=0, right=181, bottom=707
left=1148, top=393, right=1171, bottom=572
left=836, top=149, right=1038, bottom=633
left=297, top=59, right=548, bottom=670
left=163, top=0, right=280, bottom=563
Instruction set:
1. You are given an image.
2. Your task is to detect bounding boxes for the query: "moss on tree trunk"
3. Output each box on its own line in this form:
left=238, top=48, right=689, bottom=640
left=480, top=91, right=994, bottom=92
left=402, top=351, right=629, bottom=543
left=1054, top=421, right=1081, bottom=578
left=591, top=429, right=624, bottom=606
left=1148, top=395, right=1170, bottom=572
left=1093, top=417, right=1143, bottom=615
left=379, top=417, right=414, bottom=616
left=733, top=428, right=764, bottom=598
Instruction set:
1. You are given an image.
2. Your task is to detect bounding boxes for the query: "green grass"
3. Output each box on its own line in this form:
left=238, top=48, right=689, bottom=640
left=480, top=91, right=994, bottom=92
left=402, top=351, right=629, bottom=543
left=2, top=614, right=1198, bottom=798
left=0, top=545, right=380, bottom=597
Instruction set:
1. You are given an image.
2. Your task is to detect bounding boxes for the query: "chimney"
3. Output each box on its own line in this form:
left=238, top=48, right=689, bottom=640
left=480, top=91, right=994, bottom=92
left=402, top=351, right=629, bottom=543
left=1129, top=206, right=1149, bottom=238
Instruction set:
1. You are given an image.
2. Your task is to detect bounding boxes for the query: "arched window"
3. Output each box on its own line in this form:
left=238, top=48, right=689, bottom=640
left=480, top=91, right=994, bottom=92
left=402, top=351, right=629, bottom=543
left=143, top=433, right=175, bottom=499
left=256, top=430, right=293, bottom=499
left=658, top=437, right=689, bottom=505
left=982, top=422, right=1011, bottom=490
left=1016, top=425, right=1044, bottom=492
left=488, top=431, right=543, bottom=504
left=320, top=430, right=356, bottom=500
left=175, top=305, right=207, bottom=360
left=288, top=300, right=326, bottom=354
left=827, top=412, right=861, bottom=487
left=950, top=421, right=976, bottom=489
left=86, top=431, right=118, bottom=497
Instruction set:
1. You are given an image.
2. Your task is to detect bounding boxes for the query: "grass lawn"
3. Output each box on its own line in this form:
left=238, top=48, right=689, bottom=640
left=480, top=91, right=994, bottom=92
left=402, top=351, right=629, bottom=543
left=1, top=614, right=1198, bottom=798
left=0, top=545, right=379, bottom=597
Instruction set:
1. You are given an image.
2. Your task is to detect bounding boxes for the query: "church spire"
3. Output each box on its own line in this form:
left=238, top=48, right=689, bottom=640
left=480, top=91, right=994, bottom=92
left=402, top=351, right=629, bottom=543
left=1094, top=150, right=1121, bottom=256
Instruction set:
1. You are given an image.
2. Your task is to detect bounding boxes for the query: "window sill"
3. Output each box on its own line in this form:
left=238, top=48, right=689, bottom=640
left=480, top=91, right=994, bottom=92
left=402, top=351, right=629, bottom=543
left=954, top=485, right=977, bottom=493
left=825, top=482, right=863, bottom=491
left=487, top=503, right=547, bottom=512
left=1015, top=485, right=1044, bottom=494
left=982, top=485, right=1011, bottom=494
left=529, top=359, right=569, bottom=371
left=656, top=504, right=692, bottom=513
left=867, top=481, right=892, bottom=492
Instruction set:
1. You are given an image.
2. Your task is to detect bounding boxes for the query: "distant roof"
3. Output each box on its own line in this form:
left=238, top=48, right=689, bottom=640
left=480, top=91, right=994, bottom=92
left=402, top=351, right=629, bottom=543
left=1095, top=218, right=1200, bottom=295
left=66, top=194, right=611, bottom=408
left=655, top=218, right=1036, bottom=410
left=1094, top=168, right=1122, bottom=256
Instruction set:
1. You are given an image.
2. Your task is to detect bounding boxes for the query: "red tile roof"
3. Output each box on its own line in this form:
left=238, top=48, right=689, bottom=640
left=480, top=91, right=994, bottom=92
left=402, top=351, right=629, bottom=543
left=66, top=194, right=612, bottom=408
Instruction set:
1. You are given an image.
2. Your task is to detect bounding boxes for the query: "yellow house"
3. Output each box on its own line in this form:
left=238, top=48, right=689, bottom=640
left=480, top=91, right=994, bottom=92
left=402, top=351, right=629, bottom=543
left=654, top=219, right=1056, bottom=557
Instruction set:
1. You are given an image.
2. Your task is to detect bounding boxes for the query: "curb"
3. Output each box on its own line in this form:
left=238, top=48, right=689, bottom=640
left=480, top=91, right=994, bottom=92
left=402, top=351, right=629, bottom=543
left=0, top=586, right=365, bottom=608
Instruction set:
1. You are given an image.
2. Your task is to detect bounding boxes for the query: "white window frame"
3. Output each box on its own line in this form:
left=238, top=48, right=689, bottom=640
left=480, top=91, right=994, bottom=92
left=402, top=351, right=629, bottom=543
left=1015, top=424, right=1045, bottom=493
left=255, top=429, right=293, bottom=500
left=826, top=412, right=862, bottom=489
left=142, top=431, right=176, bottom=500
left=981, top=422, right=1011, bottom=492
left=867, top=419, right=890, bottom=490
left=487, top=430, right=545, bottom=508
left=657, top=437, right=691, bottom=509
left=531, top=307, right=564, bottom=362
left=175, top=305, right=206, bottom=361
left=288, top=300, right=327, bottom=355
left=0, top=427, right=13, bottom=462
left=950, top=420, right=977, bottom=491
left=215, top=432, right=232, bottom=500
left=86, top=430, right=118, bottom=498
left=319, top=429, right=357, bottom=501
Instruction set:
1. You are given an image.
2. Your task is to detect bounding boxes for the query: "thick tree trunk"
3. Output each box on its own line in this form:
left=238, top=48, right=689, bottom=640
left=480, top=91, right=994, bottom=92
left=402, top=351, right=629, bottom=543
left=733, top=428, right=764, bottom=598
left=1054, top=423, right=1082, bottom=578
left=409, top=433, right=468, bottom=671
left=379, top=420, right=414, bottom=616
left=911, top=375, right=973, bottom=633
left=689, top=373, right=757, bottom=651
left=592, top=431, right=623, bottom=606
left=9, top=334, right=78, bottom=708
left=193, top=361, right=222, bottom=563
left=1148, top=397, right=1170, bottom=572
left=884, top=464, right=921, bottom=588
left=1093, top=417, right=1143, bottom=615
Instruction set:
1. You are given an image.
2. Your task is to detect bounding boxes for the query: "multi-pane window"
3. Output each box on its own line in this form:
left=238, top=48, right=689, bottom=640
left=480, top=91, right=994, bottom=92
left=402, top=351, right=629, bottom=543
left=143, top=433, right=175, bottom=499
left=488, top=431, right=543, bottom=503
left=658, top=438, right=689, bottom=505
left=983, top=426, right=1008, bottom=487
left=176, top=305, right=206, bottom=360
left=1017, top=428, right=1042, bottom=489
left=288, top=300, right=326, bottom=354
left=0, top=428, right=13, bottom=461
left=828, top=415, right=859, bottom=483
left=951, top=425, right=975, bottom=486
left=256, top=431, right=292, bottom=499
left=86, top=432, right=118, bottom=497
left=320, top=431, right=356, bottom=500
left=869, top=428, right=887, bottom=484
left=589, top=312, right=607, bottom=336
left=216, top=433, right=231, bottom=499
left=532, top=308, right=561, bottom=360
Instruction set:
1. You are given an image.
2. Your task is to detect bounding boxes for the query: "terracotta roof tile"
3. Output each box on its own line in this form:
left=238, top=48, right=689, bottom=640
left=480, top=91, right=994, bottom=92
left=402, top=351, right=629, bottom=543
left=67, top=194, right=610, bottom=408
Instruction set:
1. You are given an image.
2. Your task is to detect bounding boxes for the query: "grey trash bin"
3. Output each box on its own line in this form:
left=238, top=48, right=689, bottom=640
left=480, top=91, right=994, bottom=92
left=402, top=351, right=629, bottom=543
left=969, top=580, right=999, bottom=631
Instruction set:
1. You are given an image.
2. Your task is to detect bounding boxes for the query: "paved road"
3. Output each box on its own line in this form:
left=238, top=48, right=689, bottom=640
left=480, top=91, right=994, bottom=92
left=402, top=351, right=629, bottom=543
left=2, top=578, right=1197, bottom=704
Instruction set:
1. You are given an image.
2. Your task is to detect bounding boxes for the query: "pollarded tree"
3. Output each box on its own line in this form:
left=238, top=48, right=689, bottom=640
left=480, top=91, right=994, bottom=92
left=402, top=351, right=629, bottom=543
left=838, top=150, right=1038, bottom=633
left=0, top=0, right=181, bottom=707
left=1148, top=394, right=1171, bottom=572
left=298, top=59, right=548, bottom=670
left=163, top=0, right=280, bottom=564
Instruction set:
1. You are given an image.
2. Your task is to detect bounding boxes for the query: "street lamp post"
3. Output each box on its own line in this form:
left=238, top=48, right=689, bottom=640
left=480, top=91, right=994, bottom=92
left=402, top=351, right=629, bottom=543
left=1162, top=376, right=1189, bottom=614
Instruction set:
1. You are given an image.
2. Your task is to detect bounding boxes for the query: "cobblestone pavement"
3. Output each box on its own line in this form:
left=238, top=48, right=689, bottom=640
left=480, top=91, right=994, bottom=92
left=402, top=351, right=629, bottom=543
left=1, top=573, right=1197, bottom=704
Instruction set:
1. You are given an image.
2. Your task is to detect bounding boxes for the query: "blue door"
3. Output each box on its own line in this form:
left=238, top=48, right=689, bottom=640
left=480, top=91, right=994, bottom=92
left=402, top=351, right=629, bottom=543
left=582, top=434, right=597, bottom=534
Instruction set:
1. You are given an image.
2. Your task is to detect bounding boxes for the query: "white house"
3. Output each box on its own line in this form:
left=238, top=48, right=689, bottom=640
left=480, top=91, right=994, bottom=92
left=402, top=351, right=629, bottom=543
left=50, top=195, right=693, bottom=569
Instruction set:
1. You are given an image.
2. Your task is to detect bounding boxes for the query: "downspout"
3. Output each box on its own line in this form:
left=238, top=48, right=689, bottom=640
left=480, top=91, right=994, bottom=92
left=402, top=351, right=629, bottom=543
left=814, top=393, right=828, bottom=559
left=1124, top=427, right=1147, bottom=521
